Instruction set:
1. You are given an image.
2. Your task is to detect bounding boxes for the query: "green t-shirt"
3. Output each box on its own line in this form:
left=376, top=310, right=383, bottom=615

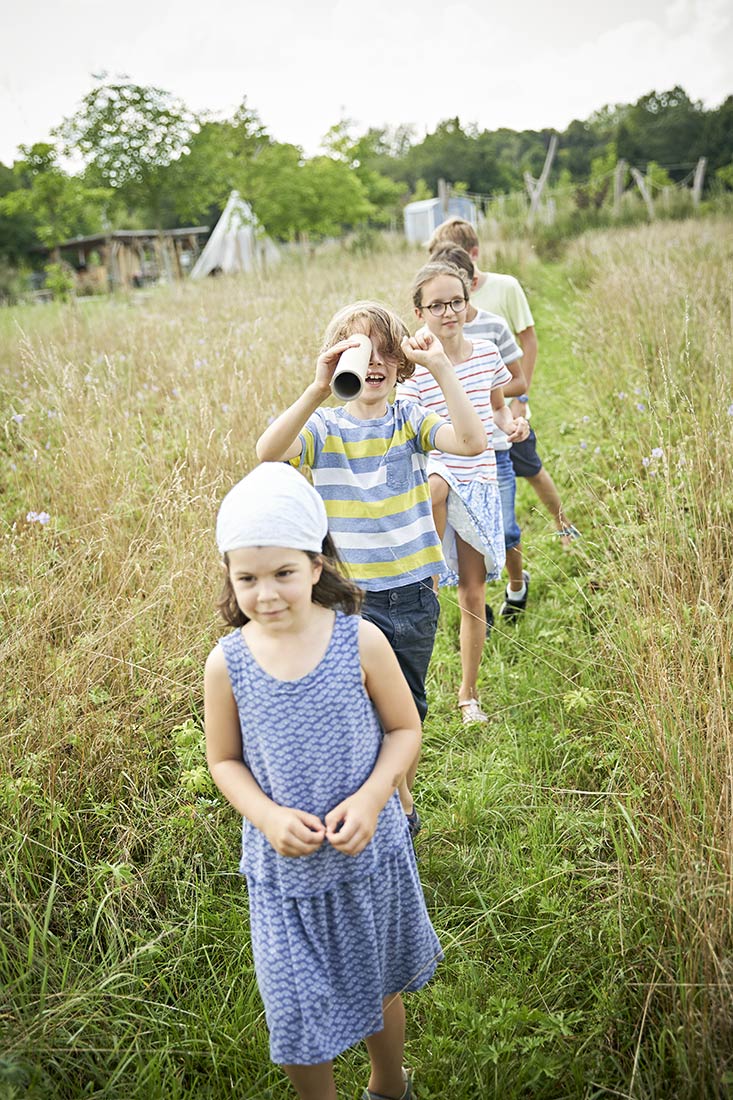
left=471, top=272, right=534, bottom=336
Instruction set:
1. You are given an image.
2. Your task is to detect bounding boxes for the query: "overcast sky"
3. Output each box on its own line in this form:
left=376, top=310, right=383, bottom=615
left=1, top=0, right=731, bottom=166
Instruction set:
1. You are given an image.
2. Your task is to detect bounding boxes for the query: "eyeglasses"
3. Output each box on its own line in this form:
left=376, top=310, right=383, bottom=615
left=421, top=297, right=468, bottom=317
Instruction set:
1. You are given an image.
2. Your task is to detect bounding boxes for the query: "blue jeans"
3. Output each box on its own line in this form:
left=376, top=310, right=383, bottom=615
left=495, top=449, right=521, bottom=550
left=362, top=581, right=440, bottom=721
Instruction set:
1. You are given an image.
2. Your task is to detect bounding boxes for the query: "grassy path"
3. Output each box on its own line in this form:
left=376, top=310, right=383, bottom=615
left=414, top=261, right=630, bottom=1098
left=2, top=223, right=731, bottom=1098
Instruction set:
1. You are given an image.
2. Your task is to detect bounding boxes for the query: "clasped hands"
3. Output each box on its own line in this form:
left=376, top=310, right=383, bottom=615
left=262, top=789, right=382, bottom=859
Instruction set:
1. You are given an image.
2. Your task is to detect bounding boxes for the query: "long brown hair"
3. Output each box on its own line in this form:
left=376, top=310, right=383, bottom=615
left=411, top=260, right=471, bottom=311
left=217, top=531, right=363, bottom=627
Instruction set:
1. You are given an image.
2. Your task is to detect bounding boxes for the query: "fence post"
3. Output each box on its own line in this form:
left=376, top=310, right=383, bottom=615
left=524, top=134, right=558, bottom=227
left=438, top=178, right=449, bottom=216
left=613, top=159, right=627, bottom=217
left=630, top=167, right=655, bottom=218
left=692, top=157, right=707, bottom=207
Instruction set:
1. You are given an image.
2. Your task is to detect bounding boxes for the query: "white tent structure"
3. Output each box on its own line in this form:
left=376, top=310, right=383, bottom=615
left=190, top=191, right=279, bottom=278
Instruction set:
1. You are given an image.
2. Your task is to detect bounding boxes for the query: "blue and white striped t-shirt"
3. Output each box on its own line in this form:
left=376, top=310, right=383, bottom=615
left=292, top=399, right=446, bottom=591
left=463, top=309, right=522, bottom=364
left=463, top=309, right=523, bottom=451
left=397, top=340, right=511, bottom=484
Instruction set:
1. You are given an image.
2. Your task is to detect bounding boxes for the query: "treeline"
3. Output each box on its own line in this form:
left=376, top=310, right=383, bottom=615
left=1, top=80, right=732, bottom=267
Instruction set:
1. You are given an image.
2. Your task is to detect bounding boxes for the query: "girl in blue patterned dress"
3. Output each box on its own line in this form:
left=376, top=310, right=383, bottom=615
left=398, top=261, right=529, bottom=727
left=205, top=462, right=441, bottom=1100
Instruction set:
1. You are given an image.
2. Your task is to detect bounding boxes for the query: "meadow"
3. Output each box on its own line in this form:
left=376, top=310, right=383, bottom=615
left=1, top=217, right=732, bottom=1099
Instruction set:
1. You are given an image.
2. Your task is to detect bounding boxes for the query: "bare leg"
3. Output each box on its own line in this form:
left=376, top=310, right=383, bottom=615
left=282, top=1060, right=337, bottom=1100
left=505, top=544, right=525, bottom=592
left=429, top=473, right=450, bottom=592
left=526, top=468, right=578, bottom=548
left=455, top=535, right=489, bottom=705
left=364, top=993, right=406, bottom=1099
left=429, top=473, right=449, bottom=539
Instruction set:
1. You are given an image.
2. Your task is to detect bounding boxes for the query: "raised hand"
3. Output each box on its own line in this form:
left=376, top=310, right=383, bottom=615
left=314, top=338, right=365, bottom=392
left=400, top=329, right=450, bottom=375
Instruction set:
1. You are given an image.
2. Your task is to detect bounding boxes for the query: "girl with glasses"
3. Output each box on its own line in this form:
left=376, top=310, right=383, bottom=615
left=398, top=261, right=529, bottom=725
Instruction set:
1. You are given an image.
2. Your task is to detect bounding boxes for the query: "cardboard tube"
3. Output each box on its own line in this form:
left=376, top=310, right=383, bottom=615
left=331, top=333, right=372, bottom=400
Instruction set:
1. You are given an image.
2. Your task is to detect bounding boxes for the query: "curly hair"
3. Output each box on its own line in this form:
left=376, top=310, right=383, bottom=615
left=321, top=300, right=415, bottom=383
left=217, top=531, right=363, bottom=628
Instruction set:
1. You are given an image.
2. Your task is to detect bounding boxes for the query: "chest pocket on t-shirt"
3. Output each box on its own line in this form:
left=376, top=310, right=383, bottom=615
left=384, top=450, right=413, bottom=493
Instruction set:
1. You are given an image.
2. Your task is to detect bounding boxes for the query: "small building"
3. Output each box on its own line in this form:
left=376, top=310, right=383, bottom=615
left=45, top=227, right=210, bottom=292
left=403, top=196, right=478, bottom=245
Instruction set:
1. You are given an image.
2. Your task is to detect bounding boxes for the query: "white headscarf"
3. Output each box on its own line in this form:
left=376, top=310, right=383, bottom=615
left=216, top=463, right=328, bottom=556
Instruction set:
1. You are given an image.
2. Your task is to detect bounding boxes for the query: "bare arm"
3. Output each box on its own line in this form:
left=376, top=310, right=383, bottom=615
left=501, top=356, right=527, bottom=397
left=205, top=646, right=326, bottom=856
left=255, top=338, right=359, bottom=462
left=516, top=325, right=538, bottom=391
left=491, top=386, right=529, bottom=443
left=325, top=621, right=422, bottom=856
left=401, top=331, right=486, bottom=455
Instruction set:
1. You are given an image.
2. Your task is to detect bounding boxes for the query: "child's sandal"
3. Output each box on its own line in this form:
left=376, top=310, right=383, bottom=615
left=458, top=698, right=489, bottom=725
left=554, top=524, right=581, bottom=541
left=362, top=1067, right=412, bottom=1100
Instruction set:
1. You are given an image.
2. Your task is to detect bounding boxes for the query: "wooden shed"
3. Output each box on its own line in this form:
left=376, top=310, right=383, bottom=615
left=47, top=227, right=210, bottom=292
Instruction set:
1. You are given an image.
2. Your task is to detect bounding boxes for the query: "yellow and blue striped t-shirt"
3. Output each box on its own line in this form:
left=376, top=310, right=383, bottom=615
left=292, top=399, right=446, bottom=592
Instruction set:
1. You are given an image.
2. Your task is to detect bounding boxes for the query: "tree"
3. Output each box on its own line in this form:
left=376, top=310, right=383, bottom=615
left=573, top=143, right=618, bottom=210
left=704, top=95, right=733, bottom=174
left=320, top=121, right=406, bottom=224
left=0, top=159, right=37, bottom=262
left=616, top=87, right=704, bottom=179
left=715, top=162, right=733, bottom=190
left=163, top=100, right=271, bottom=226
left=244, top=144, right=373, bottom=240
left=56, top=79, right=198, bottom=225
left=0, top=143, right=113, bottom=252
left=299, top=157, right=374, bottom=236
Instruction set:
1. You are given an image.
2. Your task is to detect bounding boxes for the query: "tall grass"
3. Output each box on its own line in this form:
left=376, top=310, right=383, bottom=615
left=561, top=219, right=733, bottom=1092
left=1, top=221, right=731, bottom=1097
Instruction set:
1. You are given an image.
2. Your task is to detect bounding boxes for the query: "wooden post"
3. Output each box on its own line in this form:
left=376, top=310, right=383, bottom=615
left=109, top=240, right=121, bottom=289
left=437, top=178, right=449, bottom=215
left=613, top=159, right=626, bottom=217
left=525, top=134, right=558, bottom=227
left=630, top=166, right=654, bottom=218
left=692, top=157, right=707, bottom=207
